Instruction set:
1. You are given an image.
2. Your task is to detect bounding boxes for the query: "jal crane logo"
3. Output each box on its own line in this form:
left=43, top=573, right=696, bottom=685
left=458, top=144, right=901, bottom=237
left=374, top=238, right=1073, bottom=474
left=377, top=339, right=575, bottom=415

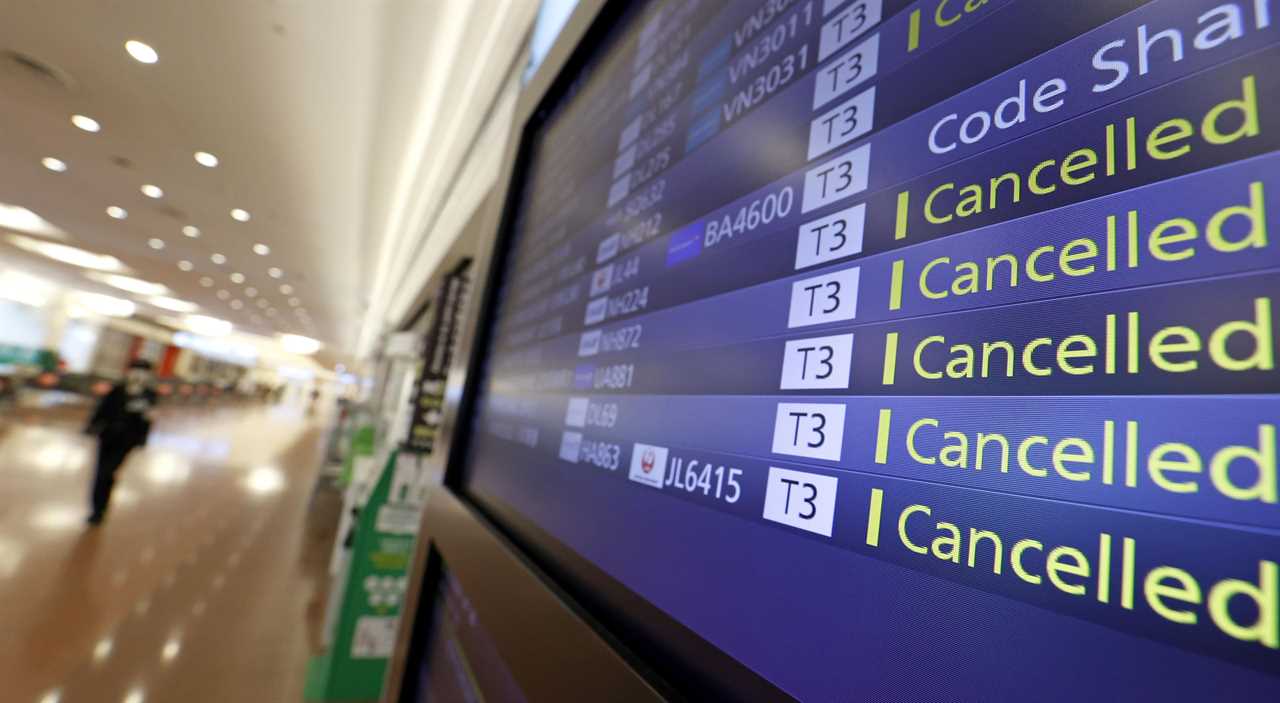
left=628, top=443, right=668, bottom=488
left=640, top=448, right=657, bottom=473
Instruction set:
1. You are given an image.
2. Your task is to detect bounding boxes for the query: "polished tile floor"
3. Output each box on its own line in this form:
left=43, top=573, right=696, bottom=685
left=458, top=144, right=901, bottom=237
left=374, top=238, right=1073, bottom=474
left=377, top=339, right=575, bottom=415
left=0, top=401, right=338, bottom=703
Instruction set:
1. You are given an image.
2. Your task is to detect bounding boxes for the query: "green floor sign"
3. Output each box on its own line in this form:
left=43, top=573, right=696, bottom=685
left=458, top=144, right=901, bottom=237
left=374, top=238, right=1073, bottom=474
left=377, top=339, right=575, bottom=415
left=307, top=448, right=430, bottom=701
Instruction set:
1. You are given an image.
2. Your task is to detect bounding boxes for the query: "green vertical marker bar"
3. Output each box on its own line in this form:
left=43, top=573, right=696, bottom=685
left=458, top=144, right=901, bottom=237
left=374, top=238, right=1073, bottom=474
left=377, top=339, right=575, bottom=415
left=314, top=448, right=424, bottom=701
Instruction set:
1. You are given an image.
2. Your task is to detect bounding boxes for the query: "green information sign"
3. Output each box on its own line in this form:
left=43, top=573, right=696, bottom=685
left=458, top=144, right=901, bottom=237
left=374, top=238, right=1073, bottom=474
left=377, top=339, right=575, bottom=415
left=307, top=448, right=430, bottom=701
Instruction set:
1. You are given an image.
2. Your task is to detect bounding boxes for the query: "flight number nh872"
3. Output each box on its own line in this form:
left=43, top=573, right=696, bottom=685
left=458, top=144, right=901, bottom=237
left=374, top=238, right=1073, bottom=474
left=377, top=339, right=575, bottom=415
left=602, top=324, right=642, bottom=353
left=578, top=323, right=643, bottom=358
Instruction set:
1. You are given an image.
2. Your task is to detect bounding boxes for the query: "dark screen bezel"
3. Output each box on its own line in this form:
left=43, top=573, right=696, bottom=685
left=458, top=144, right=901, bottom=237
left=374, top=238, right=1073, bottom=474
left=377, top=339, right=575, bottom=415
left=423, top=0, right=795, bottom=700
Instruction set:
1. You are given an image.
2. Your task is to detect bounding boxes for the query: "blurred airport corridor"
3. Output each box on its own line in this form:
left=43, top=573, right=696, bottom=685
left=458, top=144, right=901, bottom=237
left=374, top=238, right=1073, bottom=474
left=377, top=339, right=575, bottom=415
left=0, top=400, right=339, bottom=703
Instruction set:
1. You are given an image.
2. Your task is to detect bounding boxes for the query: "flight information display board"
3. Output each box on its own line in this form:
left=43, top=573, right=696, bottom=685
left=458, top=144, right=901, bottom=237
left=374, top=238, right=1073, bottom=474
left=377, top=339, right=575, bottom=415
left=462, top=0, right=1280, bottom=698
left=412, top=569, right=526, bottom=702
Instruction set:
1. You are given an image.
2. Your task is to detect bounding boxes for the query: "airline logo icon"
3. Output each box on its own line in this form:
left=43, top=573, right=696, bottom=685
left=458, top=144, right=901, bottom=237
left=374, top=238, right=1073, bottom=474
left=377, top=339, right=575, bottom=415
left=564, top=397, right=589, bottom=428
left=573, top=364, right=595, bottom=389
left=584, top=297, right=608, bottom=325
left=590, top=265, right=614, bottom=297
left=597, top=233, right=621, bottom=264
left=628, top=443, right=669, bottom=488
left=665, top=224, right=703, bottom=267
left=578, top=330, right=602, bottom=357
left=559, top=432, right=583, bottom=464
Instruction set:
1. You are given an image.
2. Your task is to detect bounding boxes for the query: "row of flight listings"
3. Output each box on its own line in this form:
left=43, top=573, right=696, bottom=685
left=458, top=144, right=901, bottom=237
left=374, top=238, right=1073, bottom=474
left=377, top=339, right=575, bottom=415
left=483, top=0, right=1280, bottom=677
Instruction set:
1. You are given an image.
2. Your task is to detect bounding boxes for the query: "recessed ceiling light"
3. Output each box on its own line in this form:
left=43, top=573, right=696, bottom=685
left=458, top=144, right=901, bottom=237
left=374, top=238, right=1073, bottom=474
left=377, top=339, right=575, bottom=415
left=279, top=334, right=321, bottom=355
left=8, top=234, right=122, bottom=271
left=210, top=253, right=226, bottom=265
left=256, top=299, right=269, bottom=309
left=177, top=260, right=194, bottom=271
left=125, top=40, right=159, bottom=64
left=230, top=208, right=250, bottom=222
left=278, top=284, right=293, bottom=295
left=141, top=184, right=163, bottom=199
left=199, top=276, right=214, bottom=287
left=106, top=206, right=127, bottom=219
left=244, top=287, right=257, bottom=297
left=229, top=272, right=245, bottom=284
left=72, top=291, right=135, bottom=318
left=0, top=203, right=66, bottom=238
left=216, top=289, right=230, bottom=300
left=267, top=267, right=283, bottom=279
left=161, top=636, right=182, bottom=663
left=147, top=238, right=165, bottom=250
left=0, top=271, right=57, bottom=307
left=149, top=296, right=198, bottom=313
left=182, top=225, right=200, bottom=238
left=252, top=243, right=270, bottom=256
left=194, top=151, right=219, bottom=168
left=230, top=299, right=244, bottom=310
left=288, top=297, right=300, bottom=306
left=41, top=157, right=67, bottom=172
left=184, top=314, right=232, bottom=336
left=71, top=114, right=101, bottom=132
left=86, top=272, right=169, bottom=296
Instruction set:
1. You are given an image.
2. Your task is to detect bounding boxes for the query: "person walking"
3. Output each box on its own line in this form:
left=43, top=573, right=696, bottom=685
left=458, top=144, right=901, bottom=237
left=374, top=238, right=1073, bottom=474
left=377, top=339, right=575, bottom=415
left=85, top=359, right=158, bottom=525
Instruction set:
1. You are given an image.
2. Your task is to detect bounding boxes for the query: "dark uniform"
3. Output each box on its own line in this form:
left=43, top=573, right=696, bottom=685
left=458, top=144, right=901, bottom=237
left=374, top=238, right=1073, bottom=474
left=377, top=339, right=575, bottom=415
left=85, top=382, right=157, bottom=523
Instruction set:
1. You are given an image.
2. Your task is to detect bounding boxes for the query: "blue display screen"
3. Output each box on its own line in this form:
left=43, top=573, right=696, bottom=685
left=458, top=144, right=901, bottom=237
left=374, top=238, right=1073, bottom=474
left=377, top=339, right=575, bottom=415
left=463, top=0, right=1280, bottom=698
left=415, top=569, right=526, bottom=703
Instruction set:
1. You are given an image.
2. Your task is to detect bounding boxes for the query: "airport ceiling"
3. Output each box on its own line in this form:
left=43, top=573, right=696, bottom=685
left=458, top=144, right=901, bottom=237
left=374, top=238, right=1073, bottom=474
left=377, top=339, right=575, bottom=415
left=0, top=0, right=520, bottom=360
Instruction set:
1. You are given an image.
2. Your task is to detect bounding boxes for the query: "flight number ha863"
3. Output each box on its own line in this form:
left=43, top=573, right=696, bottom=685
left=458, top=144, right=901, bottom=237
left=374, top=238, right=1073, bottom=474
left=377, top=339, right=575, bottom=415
left=579, top=438, right=622, bottom=471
